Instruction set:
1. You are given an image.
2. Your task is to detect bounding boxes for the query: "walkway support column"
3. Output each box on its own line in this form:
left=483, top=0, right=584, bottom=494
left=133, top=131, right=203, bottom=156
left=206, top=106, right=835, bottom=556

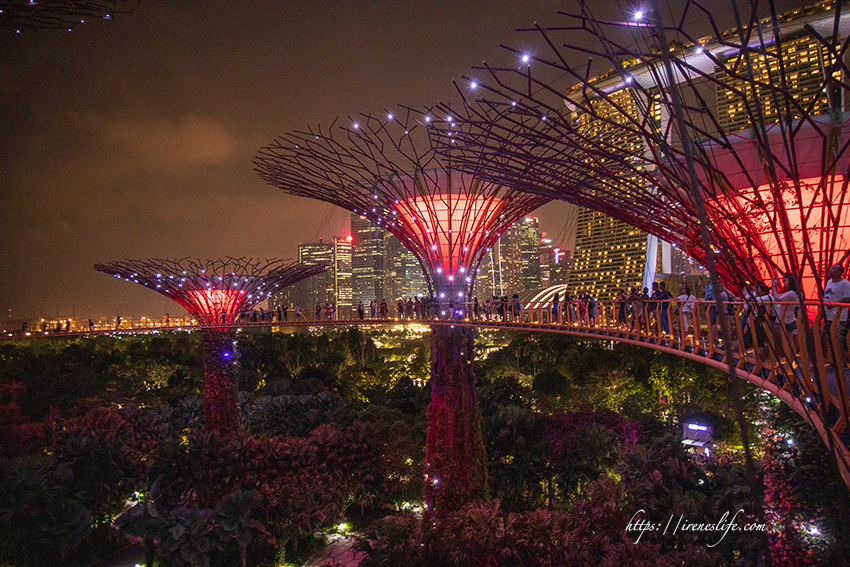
left=424, top=324, right=487, bottom=516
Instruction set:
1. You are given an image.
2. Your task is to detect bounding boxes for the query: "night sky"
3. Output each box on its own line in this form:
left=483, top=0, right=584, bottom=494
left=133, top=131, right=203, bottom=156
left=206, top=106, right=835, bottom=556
left=1, top=1, right=592, bottom=324
left=4, top=1, right=807, bottom=325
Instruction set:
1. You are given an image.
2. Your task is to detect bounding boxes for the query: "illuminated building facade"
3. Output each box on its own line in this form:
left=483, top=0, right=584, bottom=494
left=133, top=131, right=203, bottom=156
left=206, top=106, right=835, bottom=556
left=384, top=233, right=429, bottom=301
left=716, top=33, right=841, bottom=133
left=289, top=240, right=333, bottom=309
left=570, top=211, right=648, bottom=298
left=333, top=236, right=353, bottom=307
left=520, top=217, right=541, bottom=290
left=566, top=89, right=656, bottom=299
left=472, top=247, right=497, bottom=298
left=495, top=222, right=523, bottom=294
left=351, top=214, right=387, bottom=304
left=470, top=217, right=541, bottom=297
left=285, top=237, right=353, bottom=309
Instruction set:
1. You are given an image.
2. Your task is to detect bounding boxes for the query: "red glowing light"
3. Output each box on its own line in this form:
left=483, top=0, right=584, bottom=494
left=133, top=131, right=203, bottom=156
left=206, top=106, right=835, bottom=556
left=187, top=288, right=247, bottom=324
left=711, top=175, right=850, bottom=299
left=346, top=235, right=353, bottom=242
left=390, top=173, right=506, bottom=276
left=688, top=118, right=850, bottom=298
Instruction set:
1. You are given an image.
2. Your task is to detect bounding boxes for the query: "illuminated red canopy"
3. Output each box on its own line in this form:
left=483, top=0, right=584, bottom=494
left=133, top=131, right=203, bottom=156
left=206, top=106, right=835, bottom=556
left=95, top=257, right=326, bottom=326
left=690, top=117, right=850, bottom=298
left=254, top=111, right=550, bottom=295
left=382, top=171, right=511, bottom=282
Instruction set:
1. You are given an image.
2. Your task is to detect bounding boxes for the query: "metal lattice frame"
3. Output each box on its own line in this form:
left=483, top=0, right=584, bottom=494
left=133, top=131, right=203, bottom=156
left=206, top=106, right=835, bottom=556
left=95, top=257, right=325, bottom=326
left=254, top=109, right=550, bottom=299
left=435, top=0, right=850, bottom=299
left=0, top=0, right=130, bottom=32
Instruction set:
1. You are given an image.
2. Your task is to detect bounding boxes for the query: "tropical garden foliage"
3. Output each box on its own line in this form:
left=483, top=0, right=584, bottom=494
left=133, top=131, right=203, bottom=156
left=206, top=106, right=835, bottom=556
left=0, top=328, right=847, bottom=565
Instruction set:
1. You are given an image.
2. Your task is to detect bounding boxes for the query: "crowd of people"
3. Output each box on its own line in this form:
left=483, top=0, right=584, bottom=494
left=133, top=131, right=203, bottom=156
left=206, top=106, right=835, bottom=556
left=27, top=264, right=849, bottom=370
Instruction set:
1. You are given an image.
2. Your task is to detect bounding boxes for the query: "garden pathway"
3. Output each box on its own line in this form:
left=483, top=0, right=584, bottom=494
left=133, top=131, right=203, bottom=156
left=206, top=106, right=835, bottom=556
left=302, top=533, right=365, bottom=567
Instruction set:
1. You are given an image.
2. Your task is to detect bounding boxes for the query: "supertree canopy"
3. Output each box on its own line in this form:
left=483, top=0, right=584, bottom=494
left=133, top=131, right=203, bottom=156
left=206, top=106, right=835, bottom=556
left=434, top=0, right=850, bottom=300
left=1, top=0, right=130, bottom=32
left=254, top=109, right=550, bottom=516
left=426, top=0, right=850, bottom=489
left=95, top=257, right=325, bottom=433
left=255, top=110, right=550, bottom=299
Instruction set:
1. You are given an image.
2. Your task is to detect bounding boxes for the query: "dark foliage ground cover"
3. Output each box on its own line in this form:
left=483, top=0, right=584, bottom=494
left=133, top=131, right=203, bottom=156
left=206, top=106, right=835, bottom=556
left=0, top=329, right=847, bottom=566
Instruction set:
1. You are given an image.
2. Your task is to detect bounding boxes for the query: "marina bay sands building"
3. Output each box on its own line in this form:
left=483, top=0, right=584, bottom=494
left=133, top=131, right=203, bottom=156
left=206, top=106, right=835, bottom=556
left=566, top=88, right=653, bottom=300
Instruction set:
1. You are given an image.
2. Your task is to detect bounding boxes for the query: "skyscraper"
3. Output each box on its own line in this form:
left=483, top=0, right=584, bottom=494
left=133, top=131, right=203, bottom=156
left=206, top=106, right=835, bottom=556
left=288, top=240, right=333, bottom=310
left=565, top=89, right=656, bottom=300
left=715, top=32, right=840, bottom=133
left=384, top=233, right=428, bottom=301
left=471, top=217, right=542, bottom=297
left=273, top=237, right=352, bottom=310
left=351, top=214, right=386, bottom=304
left=333, top=236, right=353, bottom=308
left=472, top=246, right=497, bottom=299
left=520, top=217, right=541, bottom=291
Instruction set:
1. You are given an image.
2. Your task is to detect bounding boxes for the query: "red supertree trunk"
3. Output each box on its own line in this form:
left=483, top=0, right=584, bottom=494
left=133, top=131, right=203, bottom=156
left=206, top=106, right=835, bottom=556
left=201, top=329, right=239, bottom=434
left=423, top=324, right=487, bottom=518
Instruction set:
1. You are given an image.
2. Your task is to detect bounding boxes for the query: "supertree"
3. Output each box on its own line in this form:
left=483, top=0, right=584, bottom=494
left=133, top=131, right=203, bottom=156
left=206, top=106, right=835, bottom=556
left=429, top=0, right=850, bottom=486
left=436, top=0, right=850, bottom=300
left=95, top=257, right=325, bottom=433
left=0, top=0, right=130, bottom=32
left=254, top=109, right=550, bottom=515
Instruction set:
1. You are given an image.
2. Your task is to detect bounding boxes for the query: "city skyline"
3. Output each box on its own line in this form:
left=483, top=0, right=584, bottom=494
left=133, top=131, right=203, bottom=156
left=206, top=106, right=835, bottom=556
left=1, top=0, right=578, bottom=325
left=273, top=212, right=574, bottom=310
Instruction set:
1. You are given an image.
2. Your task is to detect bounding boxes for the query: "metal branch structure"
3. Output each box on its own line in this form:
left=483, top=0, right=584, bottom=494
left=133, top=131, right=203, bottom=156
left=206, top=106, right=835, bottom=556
left=1, top=0, right=130, bottom=32
left=437, top=0, right=850, bottom=298
left=95, top=257, right=325, bottom=433
left=254, top=109, right=550, bottom=516
left=431, top=0, right=850, bottom=488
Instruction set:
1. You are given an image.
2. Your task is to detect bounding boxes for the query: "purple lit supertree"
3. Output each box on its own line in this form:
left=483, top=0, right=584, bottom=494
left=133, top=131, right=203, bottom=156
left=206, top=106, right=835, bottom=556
left=0, top=0, right=130, bottom=32
left=430, top=0, right=850, bottom=486
left=254, top=109, right=550, bottom=515
left=95, top=257, right=325, bottom=433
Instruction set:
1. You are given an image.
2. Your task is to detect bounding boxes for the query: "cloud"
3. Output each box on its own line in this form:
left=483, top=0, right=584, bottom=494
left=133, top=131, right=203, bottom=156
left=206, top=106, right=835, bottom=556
left=71, top=112, right=238, bottom=175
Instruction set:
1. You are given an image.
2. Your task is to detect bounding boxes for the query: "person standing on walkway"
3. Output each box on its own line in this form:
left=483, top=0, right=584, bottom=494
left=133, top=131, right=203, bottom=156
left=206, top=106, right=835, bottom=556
left=823, top=264, right=850, bottom=365
left=658, top=282, right=672, bottom=335
left=772, top=273, right=804, bottom=353
left=676, top=282, right=696, bottom=336
left=699, top=279, right=727, bottom=344
left=617, top=288, right=628, bottom=328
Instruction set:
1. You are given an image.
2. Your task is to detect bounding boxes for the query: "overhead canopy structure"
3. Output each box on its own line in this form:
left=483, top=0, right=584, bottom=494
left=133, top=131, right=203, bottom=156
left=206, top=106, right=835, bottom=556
left=95, top=257, right=325, bottom=433
left=95, top=257, right=325, bottom=327
left=427, top=0, right=850, bottom=491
